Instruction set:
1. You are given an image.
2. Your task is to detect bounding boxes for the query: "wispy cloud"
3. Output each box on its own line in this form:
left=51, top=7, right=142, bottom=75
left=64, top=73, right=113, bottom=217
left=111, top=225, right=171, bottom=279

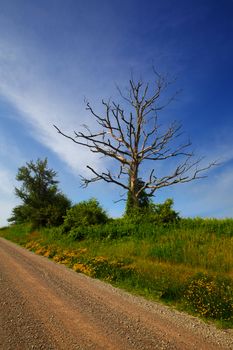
left=0, top=37, right=105, bottom=176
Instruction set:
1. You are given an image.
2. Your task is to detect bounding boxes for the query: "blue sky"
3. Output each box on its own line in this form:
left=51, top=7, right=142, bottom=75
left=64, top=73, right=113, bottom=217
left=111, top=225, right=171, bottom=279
left=0, top=0, right=233, bottom=226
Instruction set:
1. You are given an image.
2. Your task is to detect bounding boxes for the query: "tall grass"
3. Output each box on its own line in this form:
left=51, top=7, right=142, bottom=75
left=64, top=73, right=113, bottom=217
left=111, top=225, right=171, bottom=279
left=64, top=218, right=233, bottom=274
left=1, top=218, right=232, bottom=326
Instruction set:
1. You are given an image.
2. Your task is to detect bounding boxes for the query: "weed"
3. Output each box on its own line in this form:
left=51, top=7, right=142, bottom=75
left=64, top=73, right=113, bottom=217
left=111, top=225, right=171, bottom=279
left=184, top=273, right=233, bottom=320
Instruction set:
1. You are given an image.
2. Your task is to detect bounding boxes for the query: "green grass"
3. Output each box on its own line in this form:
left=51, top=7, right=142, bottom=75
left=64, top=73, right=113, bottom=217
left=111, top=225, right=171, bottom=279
left=1, top=218, right=232, bottom=328
left=0, top=224, right=32, bottom=244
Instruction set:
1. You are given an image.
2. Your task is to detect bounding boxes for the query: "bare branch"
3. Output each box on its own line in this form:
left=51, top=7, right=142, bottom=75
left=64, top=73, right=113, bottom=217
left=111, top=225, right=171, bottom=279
left=55, top=70, right=217, bottom=209
left=145, top=158, right=218, bottom=196
left=80, top=165, right=129, bottom=191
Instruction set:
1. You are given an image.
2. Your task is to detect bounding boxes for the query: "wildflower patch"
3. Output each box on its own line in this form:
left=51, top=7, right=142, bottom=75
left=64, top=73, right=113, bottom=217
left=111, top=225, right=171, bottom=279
left=184, top=272, right=233, bottom=321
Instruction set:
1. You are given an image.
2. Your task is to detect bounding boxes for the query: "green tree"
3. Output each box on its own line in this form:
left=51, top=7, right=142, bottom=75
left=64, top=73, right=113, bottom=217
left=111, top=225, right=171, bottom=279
left=63, top=198, right=108, bottom=232
left=9, top=158, right=71, bottom=227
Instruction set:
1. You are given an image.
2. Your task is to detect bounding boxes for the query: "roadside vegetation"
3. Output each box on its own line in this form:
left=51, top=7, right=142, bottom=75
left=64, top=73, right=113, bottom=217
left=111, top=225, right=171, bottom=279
left=1, top=204, right=232, bottom=328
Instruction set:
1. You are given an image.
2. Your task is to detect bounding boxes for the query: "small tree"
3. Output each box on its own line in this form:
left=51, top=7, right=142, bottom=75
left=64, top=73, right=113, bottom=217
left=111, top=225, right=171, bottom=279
left=55, top=71, right=216, bottom=212
left=149, top=198, right=180, bottom=224
left=9, top=158, right=71, bottom=227
left=62, top=198, right=108, bottom=232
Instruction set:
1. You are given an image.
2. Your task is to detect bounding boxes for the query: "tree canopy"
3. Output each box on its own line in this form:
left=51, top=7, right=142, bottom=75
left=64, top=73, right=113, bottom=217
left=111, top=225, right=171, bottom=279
left=8, top=158, right=71, bottom=227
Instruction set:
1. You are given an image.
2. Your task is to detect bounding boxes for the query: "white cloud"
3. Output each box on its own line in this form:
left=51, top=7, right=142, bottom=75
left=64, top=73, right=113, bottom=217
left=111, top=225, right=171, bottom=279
left=0, top=37, right=104, bottom=176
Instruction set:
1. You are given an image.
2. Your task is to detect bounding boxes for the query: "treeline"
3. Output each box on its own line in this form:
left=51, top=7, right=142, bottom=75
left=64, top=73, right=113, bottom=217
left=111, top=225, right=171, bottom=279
left=8, top=158, right=180, bottom=235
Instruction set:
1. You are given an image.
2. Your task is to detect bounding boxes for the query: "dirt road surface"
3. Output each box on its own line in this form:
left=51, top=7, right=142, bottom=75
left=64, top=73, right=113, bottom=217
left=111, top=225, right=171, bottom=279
left=0, top=238, right=232, bottom=349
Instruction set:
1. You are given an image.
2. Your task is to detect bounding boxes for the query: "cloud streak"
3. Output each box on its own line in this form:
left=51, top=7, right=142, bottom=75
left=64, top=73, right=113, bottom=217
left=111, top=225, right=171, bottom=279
left=0, top=36, right=105, bottom=176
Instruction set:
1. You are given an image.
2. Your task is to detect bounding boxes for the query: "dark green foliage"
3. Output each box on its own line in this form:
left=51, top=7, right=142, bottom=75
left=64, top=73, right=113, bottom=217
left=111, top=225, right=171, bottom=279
left=149, top=199, right=180, bottom=224
left=62, top=198, right=108, bottom=233
left=9, top=158, right=71, bottom=227
left=44, top=193, right=72, bottom=227
left=125, top=179, right=150, bottom=215
left=8, top=205, right=32, bottom=224
left=125, top=198, right=180, bottom=225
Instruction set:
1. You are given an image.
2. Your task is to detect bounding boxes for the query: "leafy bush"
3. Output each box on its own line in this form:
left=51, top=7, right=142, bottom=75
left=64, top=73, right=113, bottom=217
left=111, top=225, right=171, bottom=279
left=63, top=198, right=108, bottom=233
left=69, top=226, right=86, bottom=240
left=124, top=198, right=180, bottom=225
left=150, top=199, right=180, bottom=224
left=184, top=273, right=233, bottom=320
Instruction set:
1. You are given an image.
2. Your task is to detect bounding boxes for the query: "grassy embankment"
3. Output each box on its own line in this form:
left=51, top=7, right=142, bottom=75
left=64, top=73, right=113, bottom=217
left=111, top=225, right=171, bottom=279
left=1, top=218, right=232, bottom=328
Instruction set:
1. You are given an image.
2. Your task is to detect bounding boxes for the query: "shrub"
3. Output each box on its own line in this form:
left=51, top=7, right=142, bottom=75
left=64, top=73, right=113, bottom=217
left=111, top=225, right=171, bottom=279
left=69, top=226, right=85, bottom=240
left=184, top=272, right=233, bottom=320
left=148, top=199, right=180, bottom=224
left=124, top=198, right=180, bottom=225
left=62, top=198, right=108, bottom=232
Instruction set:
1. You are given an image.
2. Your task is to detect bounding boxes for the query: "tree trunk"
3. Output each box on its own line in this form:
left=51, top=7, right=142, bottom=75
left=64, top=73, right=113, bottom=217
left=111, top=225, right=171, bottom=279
left=129, top=163, right=140, bottom=210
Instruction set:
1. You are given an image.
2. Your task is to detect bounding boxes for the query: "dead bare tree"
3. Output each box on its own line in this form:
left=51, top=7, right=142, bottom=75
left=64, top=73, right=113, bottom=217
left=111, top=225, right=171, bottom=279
left=54, top=72, right=216, bottom=211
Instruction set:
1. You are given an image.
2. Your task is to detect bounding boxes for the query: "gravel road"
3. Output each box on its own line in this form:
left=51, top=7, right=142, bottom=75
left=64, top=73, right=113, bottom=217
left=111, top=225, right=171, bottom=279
left=0, top=237, right=232, bottom=350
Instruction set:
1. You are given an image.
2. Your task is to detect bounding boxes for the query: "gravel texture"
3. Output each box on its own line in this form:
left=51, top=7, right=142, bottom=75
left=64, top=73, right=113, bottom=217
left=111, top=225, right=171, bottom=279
left=0, top=237, right=232, bottom=349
